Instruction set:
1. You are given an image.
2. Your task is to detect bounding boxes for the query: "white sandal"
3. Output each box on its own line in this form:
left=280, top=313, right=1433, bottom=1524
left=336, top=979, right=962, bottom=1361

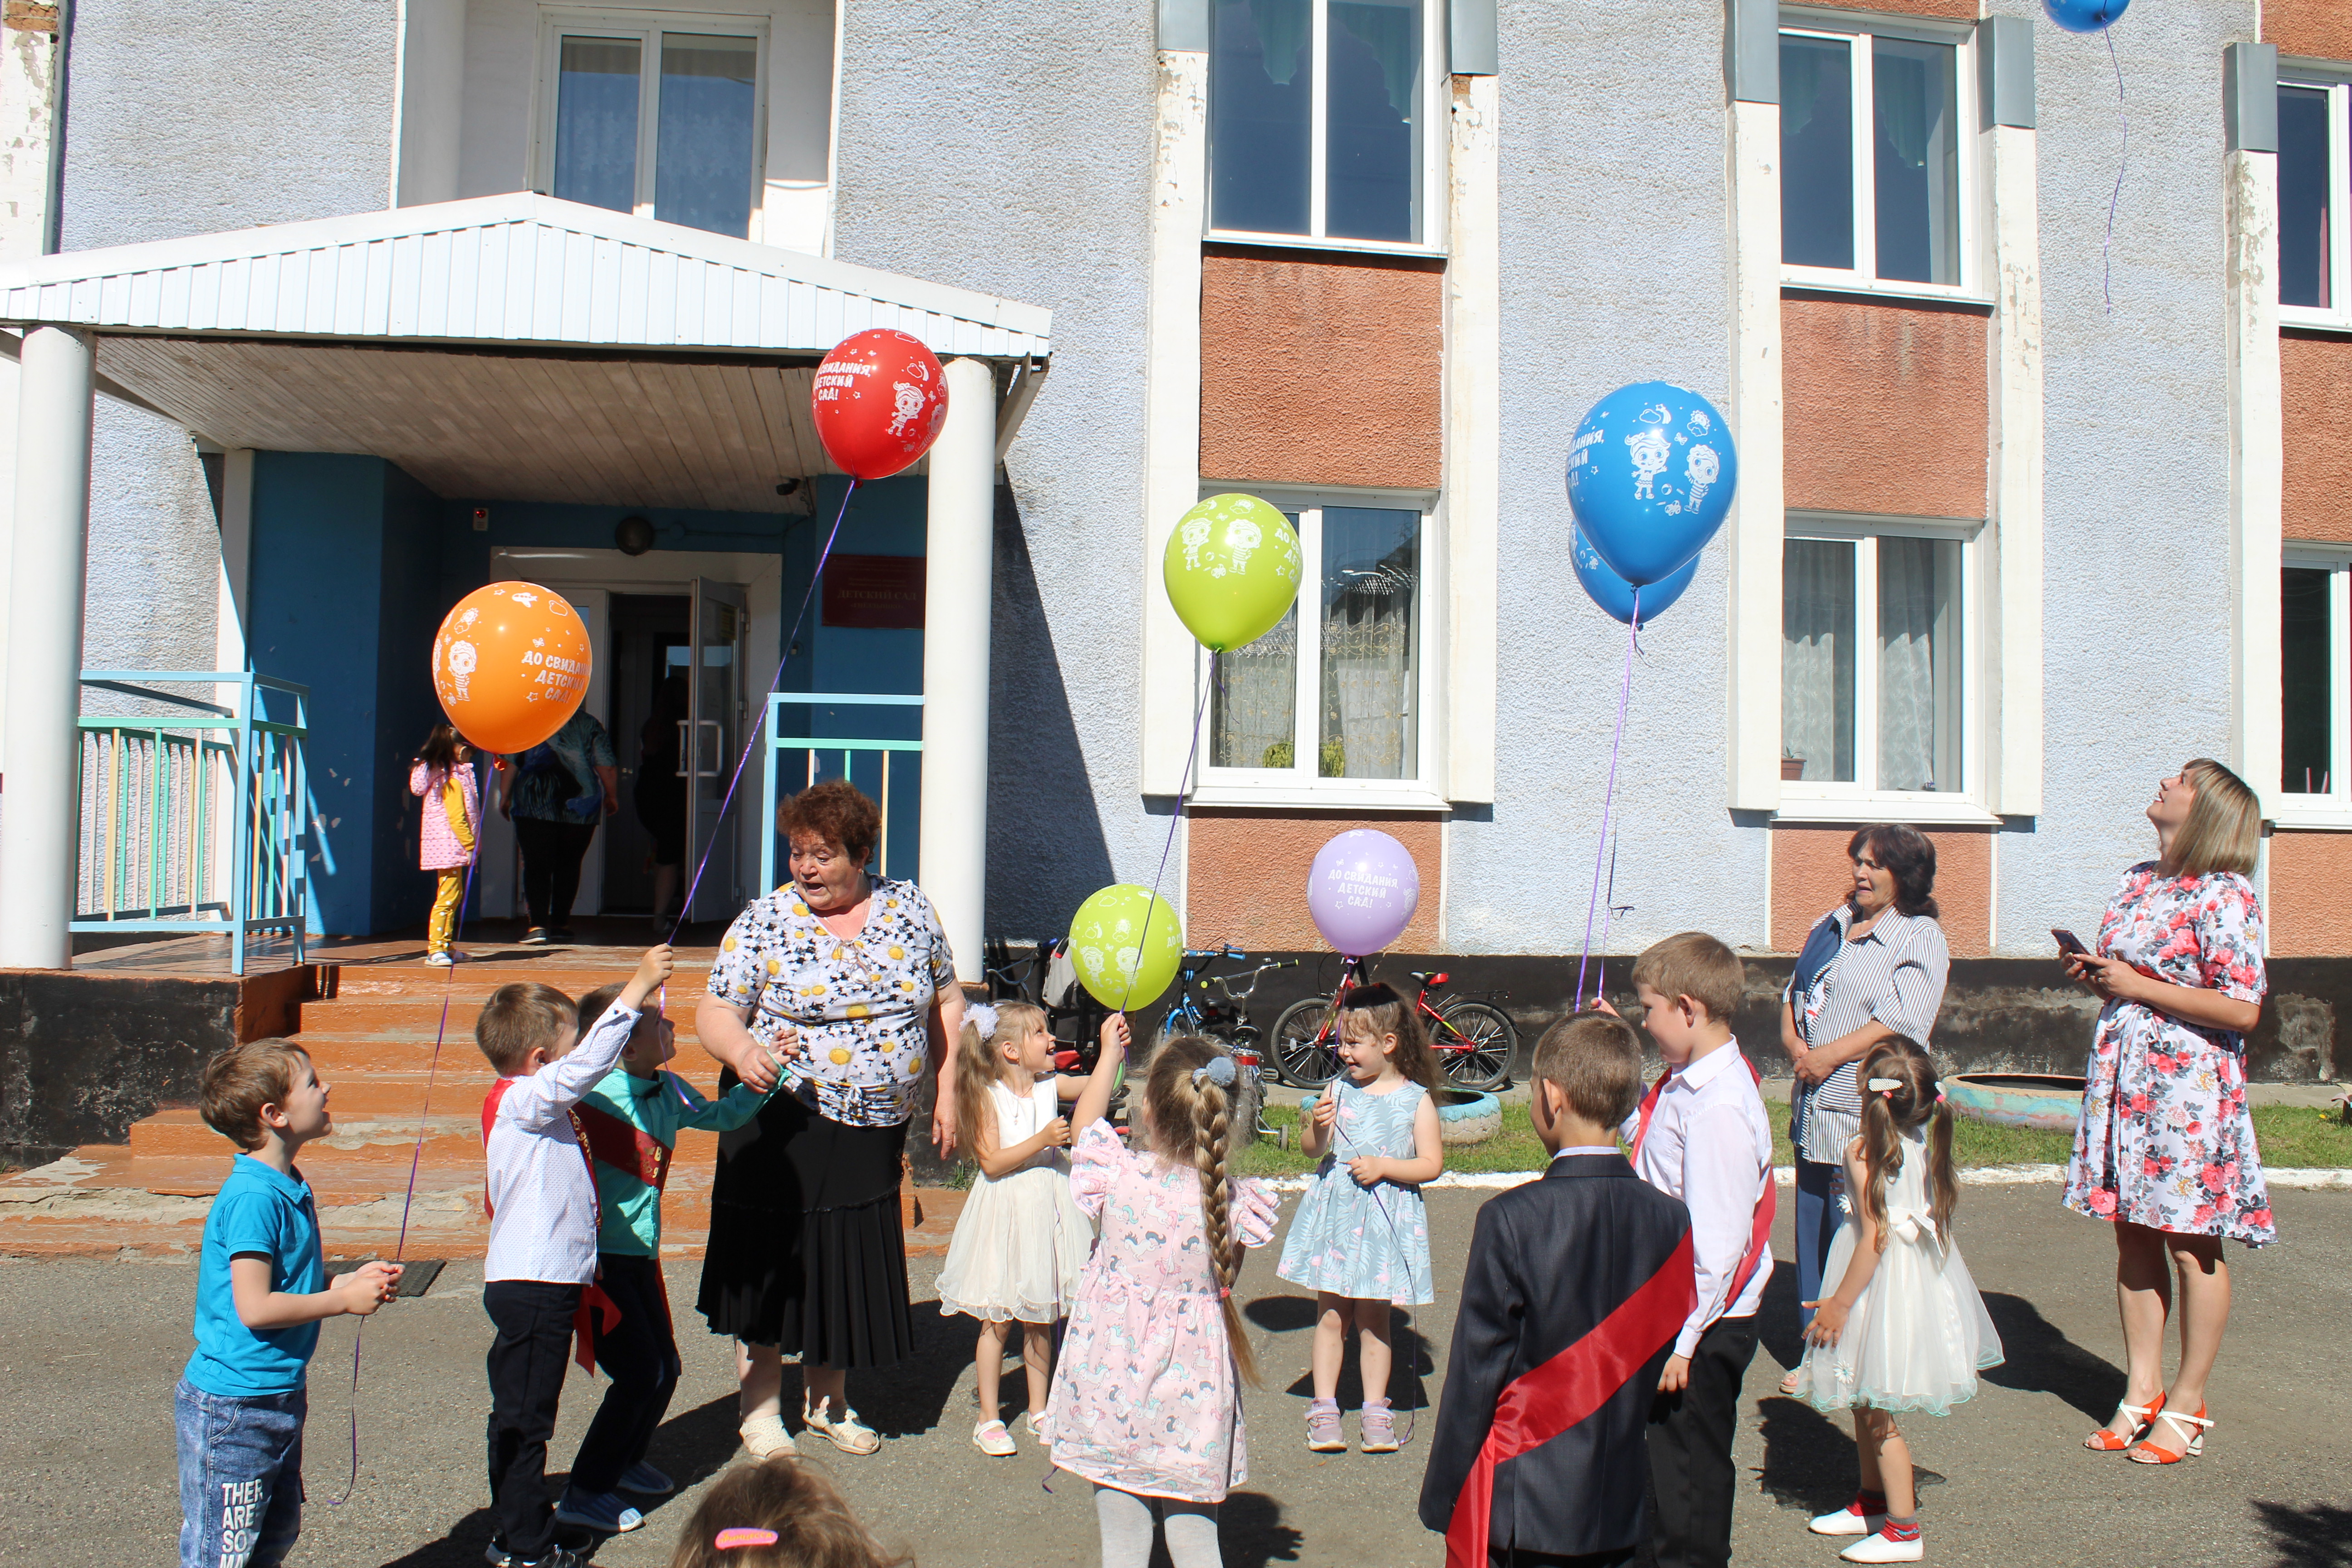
left=738, top=1411, right=793, bottom=1459
left=972, top=1419, right=1017, bottom=1457
left=804, top=1393, right=881, bottom=1455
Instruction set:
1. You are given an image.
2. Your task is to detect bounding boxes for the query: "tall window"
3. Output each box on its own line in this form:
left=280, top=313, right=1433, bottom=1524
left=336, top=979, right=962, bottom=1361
left=1782, top=519, right=1973, bottom=799
left=1209, top=502, right=1428, bottom=787
left=1781, top=23, right=1968, bottom=292
left=2283, top=554, right=2352, bottom=813
left=2280, top=78, right=2349, bottom=323
left=1209, top=0, right=1438, bottom=246
left=541, top=17, right=764, bottom=239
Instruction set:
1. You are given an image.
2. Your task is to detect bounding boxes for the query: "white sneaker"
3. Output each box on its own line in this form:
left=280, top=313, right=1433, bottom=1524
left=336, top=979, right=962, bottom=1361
left=738, top=1412, right=793, bottom=1459
left=803, top=1393, right=881, bottom=1455
left=1840, top=1526, right=1924, bottom=1563
left=1810, top=1499, right=1886, bottom=1536
left=425, top=951, right=455, bottom=967
left=973, top=1419, right=1017, bottom=1457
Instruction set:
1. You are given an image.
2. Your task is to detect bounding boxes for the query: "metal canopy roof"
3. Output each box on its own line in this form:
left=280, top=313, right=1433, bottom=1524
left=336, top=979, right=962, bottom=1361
left=0, top=195, right=1051, bottom=511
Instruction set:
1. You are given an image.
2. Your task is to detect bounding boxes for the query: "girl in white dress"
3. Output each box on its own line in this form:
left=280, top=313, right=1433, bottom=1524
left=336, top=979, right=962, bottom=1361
left=1794, top=1039, right=2003, bottom=1564
left=936, top=1002, right=1102, bottom=1456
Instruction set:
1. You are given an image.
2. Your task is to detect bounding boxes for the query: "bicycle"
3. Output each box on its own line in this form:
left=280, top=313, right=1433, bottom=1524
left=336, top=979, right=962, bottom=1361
left=982, top=936, right=1110, bottom=1075
left=1268, top=960, right=1518, bottom=1093
left=1154, top=947, right=1297, bottom=1142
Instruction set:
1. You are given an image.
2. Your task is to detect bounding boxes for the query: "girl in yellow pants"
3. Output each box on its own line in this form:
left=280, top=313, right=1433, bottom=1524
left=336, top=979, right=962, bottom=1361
left=409, top=724, right=480, bottom=965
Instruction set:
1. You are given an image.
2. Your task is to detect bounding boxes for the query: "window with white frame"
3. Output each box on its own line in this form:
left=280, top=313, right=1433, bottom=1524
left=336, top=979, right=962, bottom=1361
left=1780, top=16, right=1972, bottom=294
left=539, top=13, right=765, bottom=239
left=2282, top=553, right=2352, bottom=813
left=2279, top=73, right=2349, bottom=324
left=1208, top=0, right=1442, bottom=248
left=1781, top=517, right=1977, bottom=801
left=1205, top=499, right=1432, bottom=790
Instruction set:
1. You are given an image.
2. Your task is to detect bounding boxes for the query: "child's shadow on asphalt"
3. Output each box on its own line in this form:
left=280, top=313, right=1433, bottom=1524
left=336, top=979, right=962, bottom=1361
left=1245, top=1292, right=1433, bottom=1411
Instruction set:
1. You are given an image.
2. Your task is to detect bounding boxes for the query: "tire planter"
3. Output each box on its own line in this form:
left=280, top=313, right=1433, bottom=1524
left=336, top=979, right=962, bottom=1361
left=1945, top=1072, right=2087, bottom=1133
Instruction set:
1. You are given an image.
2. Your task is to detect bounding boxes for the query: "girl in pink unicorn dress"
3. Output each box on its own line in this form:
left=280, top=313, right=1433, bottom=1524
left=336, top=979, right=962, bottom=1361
left=1044, top=1031, right=1279, bottom=1568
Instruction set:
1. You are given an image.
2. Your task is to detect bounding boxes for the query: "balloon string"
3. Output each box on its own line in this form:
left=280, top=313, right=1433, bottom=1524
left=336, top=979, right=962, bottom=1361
left=1575, top=590, right=1639, bottom=1008
left=670, top=477, right=861, bottom=943
left=1120, top=652, right=1217, bottom=1014
left=2102, top=27, right=2127, bottom=315
left=323, top=832, right=480, bottom=1506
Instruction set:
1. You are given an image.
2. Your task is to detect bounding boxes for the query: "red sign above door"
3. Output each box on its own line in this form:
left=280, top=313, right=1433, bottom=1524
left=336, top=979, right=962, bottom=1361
left=821, top=554, right=926, bottom=630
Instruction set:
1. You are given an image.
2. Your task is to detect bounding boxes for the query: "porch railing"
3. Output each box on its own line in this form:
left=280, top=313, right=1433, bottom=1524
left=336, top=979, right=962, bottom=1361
left=73, top=671, right=310, bottom=975
left=760, top=692, right=924, bottom=890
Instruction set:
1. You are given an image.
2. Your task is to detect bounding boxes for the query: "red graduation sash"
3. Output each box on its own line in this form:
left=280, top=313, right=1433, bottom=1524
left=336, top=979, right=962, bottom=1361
left=574, top=1088, right=678, bottom=1340
left=1628, top=1053, right=1777, bottom=1313
left=1445, top=1230, right=1697, bottom=1568
left=481, top=1078, right=621, bottom=1374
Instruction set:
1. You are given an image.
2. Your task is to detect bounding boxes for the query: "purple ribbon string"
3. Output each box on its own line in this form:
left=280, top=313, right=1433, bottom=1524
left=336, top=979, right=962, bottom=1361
left=1120, top=652, right=1218, bottom=1014
left=1575, top=589, right=1640, bottom=1009
left=2102, top=28, right=2127, bottom=315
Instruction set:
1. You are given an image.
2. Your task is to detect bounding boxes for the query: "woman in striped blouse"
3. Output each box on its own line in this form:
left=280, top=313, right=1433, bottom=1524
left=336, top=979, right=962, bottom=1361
left=1779, top=824, right=1951, bottom=1387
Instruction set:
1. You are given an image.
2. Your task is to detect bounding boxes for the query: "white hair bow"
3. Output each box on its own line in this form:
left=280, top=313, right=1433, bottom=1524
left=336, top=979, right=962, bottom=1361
left=966, top=1002, right=1000, bottom=1039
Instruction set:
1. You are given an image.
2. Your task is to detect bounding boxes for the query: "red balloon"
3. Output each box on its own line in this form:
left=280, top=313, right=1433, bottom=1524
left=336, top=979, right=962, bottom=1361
left=810, top=328, right=950, bottom=480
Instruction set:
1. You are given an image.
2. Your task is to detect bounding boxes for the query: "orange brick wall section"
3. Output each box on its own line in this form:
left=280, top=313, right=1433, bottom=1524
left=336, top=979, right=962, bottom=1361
left=2268, top=0, right=2352, bottom=60
left=1186, top=812, right=1442, bottom=952
left=1784, top=295, right=1988, bottom=519
left=2283, top=335, right=2352, bottom=542
left=2265, top=832, right=2352, bottom=956
left=1770, top=824, right=1991, bottom=957
left=1199, top=249, right=1442, bottom=490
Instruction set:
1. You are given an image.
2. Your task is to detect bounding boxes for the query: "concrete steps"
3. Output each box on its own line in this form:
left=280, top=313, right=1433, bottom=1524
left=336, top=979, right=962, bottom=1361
left=0, top=946, right=963, bottom=1262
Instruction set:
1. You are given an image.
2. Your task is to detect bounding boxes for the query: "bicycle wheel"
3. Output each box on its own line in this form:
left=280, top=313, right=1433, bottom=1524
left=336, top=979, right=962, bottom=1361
left=1433, top=999, right=1517, bottom=1091
left=1269, top=997, right=1344, bottom=1088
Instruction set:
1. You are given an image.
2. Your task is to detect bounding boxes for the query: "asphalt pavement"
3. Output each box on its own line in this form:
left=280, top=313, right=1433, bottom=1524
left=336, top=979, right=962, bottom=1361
left=2, top=1185, right=2346, bottom=1568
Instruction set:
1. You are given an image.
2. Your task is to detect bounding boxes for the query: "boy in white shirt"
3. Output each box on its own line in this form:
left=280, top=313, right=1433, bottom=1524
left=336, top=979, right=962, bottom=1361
left=475, top=944, right=671, bottom=1568
left=1620, top=931, right=1774, bottom=1568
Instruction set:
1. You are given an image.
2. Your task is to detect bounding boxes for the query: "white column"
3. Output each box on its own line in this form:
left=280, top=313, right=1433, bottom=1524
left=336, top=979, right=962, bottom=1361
left=1442, top=72, right=1500, bottom=806
left=2226, top=146, right=2283, bottom=818
left=1724, top=97, right=1785, bottom=812
left=1986, top=122, right=2045, bottom=819
left=920, top=356, right=998, bottom=983
left=1, top=325, right=95, bottom=970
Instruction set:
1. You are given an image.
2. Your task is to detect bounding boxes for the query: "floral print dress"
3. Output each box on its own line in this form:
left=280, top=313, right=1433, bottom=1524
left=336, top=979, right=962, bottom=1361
left=2063, top=863, right=2276, bottom=1246
left=1275, top=1078, right=1434, bottom=1306
left=1044, top=1122, right=1279, bottom=1502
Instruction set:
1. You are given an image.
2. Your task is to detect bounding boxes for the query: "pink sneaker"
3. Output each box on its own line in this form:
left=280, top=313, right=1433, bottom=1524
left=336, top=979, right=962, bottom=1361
left=1358, top=1398, right=1398, bottom=1453
left=1305, top=1398, right=1345, bottom=1452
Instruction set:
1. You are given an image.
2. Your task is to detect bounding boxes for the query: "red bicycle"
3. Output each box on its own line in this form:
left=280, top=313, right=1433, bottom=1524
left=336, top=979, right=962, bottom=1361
left=1268, top=959, right=1518, bottom=1093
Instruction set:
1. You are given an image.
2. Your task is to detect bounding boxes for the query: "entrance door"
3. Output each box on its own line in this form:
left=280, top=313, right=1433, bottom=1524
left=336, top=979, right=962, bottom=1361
left=685, top=578, right=750, bottom=922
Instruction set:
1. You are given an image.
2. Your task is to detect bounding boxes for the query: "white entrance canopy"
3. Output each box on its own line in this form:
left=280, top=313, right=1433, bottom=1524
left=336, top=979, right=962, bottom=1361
left=0, top=195, right=1037, bottom=975
left=0, top=193, right=1051, bottom=512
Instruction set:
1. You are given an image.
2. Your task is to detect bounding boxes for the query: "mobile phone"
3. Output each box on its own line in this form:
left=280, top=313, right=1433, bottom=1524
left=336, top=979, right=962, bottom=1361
left=2052, top=927, right=2088, bottom=956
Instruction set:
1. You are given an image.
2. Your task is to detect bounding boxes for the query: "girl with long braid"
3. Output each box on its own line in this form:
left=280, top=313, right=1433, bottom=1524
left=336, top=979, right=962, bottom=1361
left=1044, top=1032, right=1279, bottom=1568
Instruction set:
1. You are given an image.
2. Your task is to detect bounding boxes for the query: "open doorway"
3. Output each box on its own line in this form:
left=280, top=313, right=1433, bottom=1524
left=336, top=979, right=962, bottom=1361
left=606, top=593, right=692, bottom=916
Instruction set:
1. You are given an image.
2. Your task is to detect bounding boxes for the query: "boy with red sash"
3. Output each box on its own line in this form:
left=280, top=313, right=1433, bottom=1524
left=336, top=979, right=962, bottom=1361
left=559, top=982, right=772, bottom=1530
left=1620, top=933, right=1775, bottom=1568
left=1421, top=1013, right=1695, bottom=1568
left=476, top=945, right=672, bottom=1568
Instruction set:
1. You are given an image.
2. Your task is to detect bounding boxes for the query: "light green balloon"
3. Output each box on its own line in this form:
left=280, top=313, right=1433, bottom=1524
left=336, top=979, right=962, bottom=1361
left=1066, top=883, right=1185, bottom=1009
left=1163, top=493, right=1304, bottom=652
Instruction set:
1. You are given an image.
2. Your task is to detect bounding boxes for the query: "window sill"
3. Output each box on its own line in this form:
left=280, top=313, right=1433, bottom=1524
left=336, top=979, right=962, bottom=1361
left=2269, top=808, right=2352, bottom=831
left=2281, top=310, right=2352, bottom=338
left=1781, top=278, right=1994, bottom=312
left=1771, top=793, right=2002, bottom=827
left=1187, top=781, right=1451, bottom=813
left=1205, top=230, right=1449, bottom=264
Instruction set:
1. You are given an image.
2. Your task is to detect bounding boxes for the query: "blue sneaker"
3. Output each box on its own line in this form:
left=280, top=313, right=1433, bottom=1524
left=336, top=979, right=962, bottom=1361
left=553, top=1488, right=643, bottom=1533
left=617, top=1460, right=674, bottom=1495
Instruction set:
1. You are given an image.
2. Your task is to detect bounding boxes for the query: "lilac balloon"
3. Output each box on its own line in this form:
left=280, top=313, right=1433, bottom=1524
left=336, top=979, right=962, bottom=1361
left=1307, top=828, right=1422, bottom=955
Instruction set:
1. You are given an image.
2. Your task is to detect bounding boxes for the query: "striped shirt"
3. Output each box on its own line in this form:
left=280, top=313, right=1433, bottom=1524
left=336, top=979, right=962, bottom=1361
left=1784, top=905, right=1949, bottom=1165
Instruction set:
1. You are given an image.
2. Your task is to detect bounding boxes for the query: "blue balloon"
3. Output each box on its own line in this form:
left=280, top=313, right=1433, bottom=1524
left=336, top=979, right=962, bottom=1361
left=1572, top=525, right=1698, bottom=625
left=1565, top=381, right=1738, bottom=587
left=2042, top=0, right=2127, bottom=32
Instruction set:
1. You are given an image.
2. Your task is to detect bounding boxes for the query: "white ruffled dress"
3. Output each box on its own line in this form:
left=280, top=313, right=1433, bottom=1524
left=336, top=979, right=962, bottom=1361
left=936, top=1077, right=1095, bottom=1323
left=1793, top=1128, right=2005, bottom=1416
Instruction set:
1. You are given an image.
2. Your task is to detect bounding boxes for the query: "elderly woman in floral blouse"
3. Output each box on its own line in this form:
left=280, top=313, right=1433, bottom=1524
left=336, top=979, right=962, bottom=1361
left=2064, top=759, right=2272, bottom=1467
left=694, top=779, right=966, bottom=1460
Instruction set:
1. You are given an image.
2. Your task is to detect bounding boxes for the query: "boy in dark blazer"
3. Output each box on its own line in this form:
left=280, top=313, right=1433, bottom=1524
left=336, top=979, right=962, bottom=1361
left=1420, top=1013, right=1697, bottom=1568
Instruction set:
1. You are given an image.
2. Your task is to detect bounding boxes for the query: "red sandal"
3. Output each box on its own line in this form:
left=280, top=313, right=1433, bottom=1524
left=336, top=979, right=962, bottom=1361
left=2126, top=1406, right=2210, bottom=1465
left=2084, top=1391, right=2164, bottom=1452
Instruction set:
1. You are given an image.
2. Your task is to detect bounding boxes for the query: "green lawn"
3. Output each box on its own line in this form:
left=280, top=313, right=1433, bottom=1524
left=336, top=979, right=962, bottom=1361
left=1229, top=1098, right=2352, bottom=1180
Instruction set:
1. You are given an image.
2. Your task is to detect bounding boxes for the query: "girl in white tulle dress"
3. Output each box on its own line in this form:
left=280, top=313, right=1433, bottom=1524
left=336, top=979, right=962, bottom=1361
left=936, top=1002, right=1103, bottom=1457
left=1794, top=1040, right=2003, bottom=1564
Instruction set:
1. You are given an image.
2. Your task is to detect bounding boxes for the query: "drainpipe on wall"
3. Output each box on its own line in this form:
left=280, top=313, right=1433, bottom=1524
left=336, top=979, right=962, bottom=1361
left=27, top=0, right=67, bottom=254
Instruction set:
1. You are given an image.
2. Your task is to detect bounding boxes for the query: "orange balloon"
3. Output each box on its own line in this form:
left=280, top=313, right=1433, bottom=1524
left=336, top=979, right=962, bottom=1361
left=430, top=582, right=593, bottom=754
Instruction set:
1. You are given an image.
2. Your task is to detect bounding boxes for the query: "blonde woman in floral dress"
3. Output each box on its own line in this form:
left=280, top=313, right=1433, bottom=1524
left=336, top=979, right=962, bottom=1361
left=2063, top=759, right=2272, bottom=1466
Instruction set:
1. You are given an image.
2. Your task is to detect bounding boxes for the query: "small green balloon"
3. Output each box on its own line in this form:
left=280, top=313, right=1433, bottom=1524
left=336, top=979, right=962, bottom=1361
left=1163, top=493, right=1304, bottom=651
left=1066, top=883, right=1185, bottom=1009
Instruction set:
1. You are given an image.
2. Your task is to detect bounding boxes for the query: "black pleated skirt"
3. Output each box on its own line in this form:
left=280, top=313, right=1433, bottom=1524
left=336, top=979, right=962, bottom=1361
left=695, top=1078, right=914, bottom=1370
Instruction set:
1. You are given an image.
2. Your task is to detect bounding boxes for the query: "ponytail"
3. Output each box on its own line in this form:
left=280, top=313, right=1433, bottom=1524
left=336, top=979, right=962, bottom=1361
left=1855, top=1036, right=1958, bottom=1249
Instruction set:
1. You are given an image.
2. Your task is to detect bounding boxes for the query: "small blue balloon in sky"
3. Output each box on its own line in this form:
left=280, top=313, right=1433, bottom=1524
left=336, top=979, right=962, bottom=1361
left=1572, top=524, right=1699, bottom=626
left=2042, top=0, right=2127, bottom=33
left=1565, top=381, right=1738, bottom=588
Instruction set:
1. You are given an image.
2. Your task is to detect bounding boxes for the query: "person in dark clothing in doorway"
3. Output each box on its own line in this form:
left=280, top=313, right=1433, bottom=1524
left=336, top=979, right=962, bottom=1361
left=499, top=707, right=619, bottom=944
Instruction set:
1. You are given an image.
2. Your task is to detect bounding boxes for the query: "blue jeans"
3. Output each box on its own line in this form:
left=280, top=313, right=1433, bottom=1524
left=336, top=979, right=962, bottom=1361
left=175, top=1378, right=305, bottom=1568
left=1792, top=1158, right=1844, bottom=1330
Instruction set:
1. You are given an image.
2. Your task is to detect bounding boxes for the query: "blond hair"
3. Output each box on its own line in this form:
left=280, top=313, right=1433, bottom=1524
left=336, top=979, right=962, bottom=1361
left=1855, top=1037, right=1958, bottom=1251
left=198, top=1039, right=312, bottom=1151
left=1630, top=931, right=1745, bottom=1024
left=951, top=1000, right=1048, bottom=1160
left=475, top=982, right=577, bottom=1075
left=2168, top=758, right=2261, bottom=878
left=1530, top=1013, right=1646, bottom=1126
left=1140, top=1035, right=1259, bottom=1387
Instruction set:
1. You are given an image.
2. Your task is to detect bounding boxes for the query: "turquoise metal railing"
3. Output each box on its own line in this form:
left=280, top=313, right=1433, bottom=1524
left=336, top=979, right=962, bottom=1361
left=73, top=671, right=309, bottom=975
left=759, top=692, right=924, bottom=890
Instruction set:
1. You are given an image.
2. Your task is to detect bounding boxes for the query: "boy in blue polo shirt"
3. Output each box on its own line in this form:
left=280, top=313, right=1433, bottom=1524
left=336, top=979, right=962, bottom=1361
left=176, top=1040, right=400, bottom=1568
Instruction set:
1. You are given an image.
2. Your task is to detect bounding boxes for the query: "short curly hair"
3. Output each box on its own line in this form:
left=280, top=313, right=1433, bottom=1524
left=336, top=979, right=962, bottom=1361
left=778, top=778, right=881, bottom=866
left=1849, top=824, right=1940, bottom=919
